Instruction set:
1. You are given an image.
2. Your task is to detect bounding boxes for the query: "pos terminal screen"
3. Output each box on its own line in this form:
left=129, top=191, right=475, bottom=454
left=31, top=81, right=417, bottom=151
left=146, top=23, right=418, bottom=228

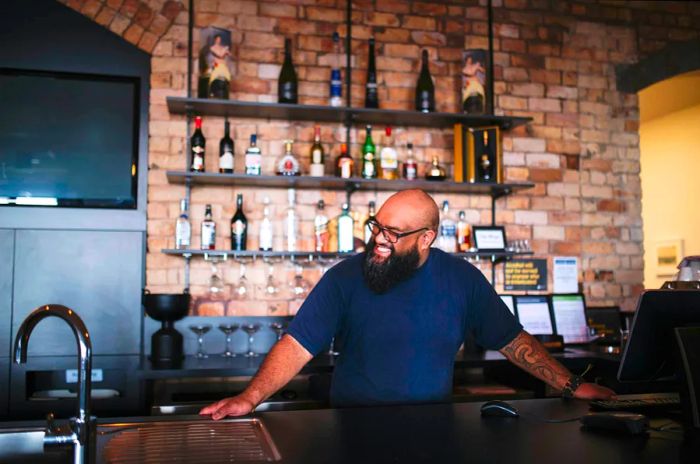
left=551, top=294, right=589, bottom=344
left=514, top=296, right=553, bottom=335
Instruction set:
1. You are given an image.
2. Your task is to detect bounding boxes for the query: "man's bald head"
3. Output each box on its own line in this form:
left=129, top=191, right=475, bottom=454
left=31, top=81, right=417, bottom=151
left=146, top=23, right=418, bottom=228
left=377, top=189, right=439, bottom=232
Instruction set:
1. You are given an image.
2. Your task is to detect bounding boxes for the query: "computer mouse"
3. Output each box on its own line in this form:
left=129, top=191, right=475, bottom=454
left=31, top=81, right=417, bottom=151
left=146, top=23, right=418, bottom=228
left=480, top=400, right=520, bottom=418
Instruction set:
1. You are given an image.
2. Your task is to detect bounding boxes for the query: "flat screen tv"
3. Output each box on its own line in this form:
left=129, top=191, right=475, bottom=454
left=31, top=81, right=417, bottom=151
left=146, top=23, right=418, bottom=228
left=0, top=68, right=139, bottom=209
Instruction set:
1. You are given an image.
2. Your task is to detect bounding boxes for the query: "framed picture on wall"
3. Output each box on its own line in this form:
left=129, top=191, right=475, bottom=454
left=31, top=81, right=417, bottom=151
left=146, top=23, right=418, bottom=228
left=655, top=239, right=683, bottom=277
left=461, top=49, right=490, bottom=115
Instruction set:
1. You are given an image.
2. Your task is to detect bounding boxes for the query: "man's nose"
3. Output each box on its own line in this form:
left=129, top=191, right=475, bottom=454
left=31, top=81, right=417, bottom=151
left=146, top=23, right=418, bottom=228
left=374, top=230, right=390, bottom=246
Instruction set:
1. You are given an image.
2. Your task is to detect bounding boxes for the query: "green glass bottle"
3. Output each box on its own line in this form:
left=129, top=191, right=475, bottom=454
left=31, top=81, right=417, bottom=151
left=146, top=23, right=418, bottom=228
left=361, top=125, right=377, bottom=179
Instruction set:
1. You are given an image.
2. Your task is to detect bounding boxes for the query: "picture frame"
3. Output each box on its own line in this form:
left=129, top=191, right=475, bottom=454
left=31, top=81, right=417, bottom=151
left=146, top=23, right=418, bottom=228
left=462, top=49, right=491, bottom=115
left=472, top=226, right=506, bottom=251
left=655, top=239, right=683, bottom=277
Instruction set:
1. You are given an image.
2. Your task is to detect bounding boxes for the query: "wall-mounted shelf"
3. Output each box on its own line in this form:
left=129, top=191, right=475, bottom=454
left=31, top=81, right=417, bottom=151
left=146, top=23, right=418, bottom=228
left=166, top=97, right=532, bottom=130
left=166, top=171, right=534, bottom=199
left=162, top=248, right=534, bottom=265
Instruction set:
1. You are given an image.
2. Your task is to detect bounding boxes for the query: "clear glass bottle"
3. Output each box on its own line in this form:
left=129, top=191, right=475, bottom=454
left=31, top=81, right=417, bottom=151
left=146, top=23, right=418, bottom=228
left=284, top=189, right=299, bottom=252
left=338, top=202, right=355, bottom=253
left=276, top=140, right=301, bottom=176
left=402, top=142, right=417, bottom=180
left=379, top=126, right=398, bottom=180
left=363, top=200, right=376, bottom=244
left=314, top=199, right=330, bottom=252
left=259, top=197, right=273, bottom=251
left=437, top=200, right=457, bottom=253
left=309, top=125, right=325, bottom=177
left=330, top=32, right=343, bottom=107
left=201, top=204, right=216, bottom=250
left=244, top=133, right=262, bottom=176
left=457, top=210, right=472, bottom=252
left=175, top=198, right=191, bottom=250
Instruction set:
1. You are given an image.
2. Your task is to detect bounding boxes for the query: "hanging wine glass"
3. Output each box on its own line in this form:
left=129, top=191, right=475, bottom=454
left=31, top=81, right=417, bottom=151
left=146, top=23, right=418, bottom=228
left=262, top=264, right=280, bottom=299
left=207, top=260, right=226, bottom=299
left=288, top=264, right=311, bottom=299
left=233, top=262, right=250, bottom=300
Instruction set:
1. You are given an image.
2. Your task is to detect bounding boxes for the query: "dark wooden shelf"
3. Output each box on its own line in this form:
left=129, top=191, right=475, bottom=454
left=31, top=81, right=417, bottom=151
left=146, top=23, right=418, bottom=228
left=161, top=249, right=534, bottom=264
left=166, top=171, right=534, bottom=199
left=166, top=97, right=531, bottom=129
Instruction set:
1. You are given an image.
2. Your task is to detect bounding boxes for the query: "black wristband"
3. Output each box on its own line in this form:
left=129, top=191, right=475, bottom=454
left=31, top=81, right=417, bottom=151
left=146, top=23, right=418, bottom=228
left=561, top=375, right=584, bottom=399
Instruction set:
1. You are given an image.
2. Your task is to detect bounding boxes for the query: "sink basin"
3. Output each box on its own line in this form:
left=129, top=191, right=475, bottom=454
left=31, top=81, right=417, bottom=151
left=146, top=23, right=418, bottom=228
left=97, top=417, right=281, bottom=463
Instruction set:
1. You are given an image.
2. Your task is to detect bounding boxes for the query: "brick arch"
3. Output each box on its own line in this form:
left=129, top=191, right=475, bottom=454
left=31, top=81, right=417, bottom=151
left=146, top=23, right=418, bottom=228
left=616, top=38, right=700, bottom=93
left=58, top=0, right=185, bottom=53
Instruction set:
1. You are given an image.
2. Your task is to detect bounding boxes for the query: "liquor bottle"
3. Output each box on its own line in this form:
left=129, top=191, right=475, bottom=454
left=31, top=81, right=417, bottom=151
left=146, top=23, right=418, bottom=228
left=402, top=143, right=417, bottom=180
left=276, top=140, right=300, bottom=176
left=244, top=133, right=262, bottom=176
left=457, top=211, right=472, bottom=252
left=335, top=142, right=354, bottom=178
left=314, top=199, right=330, bottom=252
left=259, top=196, right=273, bottom=251
left=175, top=198, right=191, bottom=250
left=365, top=37, right=378, bottom=109
left=190, top=116, right=206, bottom=172
left=201, top=204, right=216, bottom=250
left=208, top=61, right=230, bottom=99
left=415, top=49, right=435, bottom=113
left=361, top=125, right=377, bottom=179
left=337, top=203, right=355, bottom=252
left=363, top=200, right=376, bottom=244
left=230, top=194, right=247, bottom=251
left=330, top=32, right=343, bottom=107
left=437, top=201, right=457, bottom=253
left=480, top=130, right=493, bottom=182
left=309, top=125, right=325, bottom=177
left=219, top=120, right=234, bottom=174
left=278, top=38, right=298, bottom=104
left=425, top=155, right=447, bottom=181
left=379, top=126, right=398, bottom=180
left=284, top=189, right=299, bottom=252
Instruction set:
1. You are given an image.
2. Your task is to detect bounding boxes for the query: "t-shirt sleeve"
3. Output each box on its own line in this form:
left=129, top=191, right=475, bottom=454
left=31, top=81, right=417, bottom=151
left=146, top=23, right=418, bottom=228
left=466, top=267, right=523, bottom=350
left=286, top=270, right=345, bottom=356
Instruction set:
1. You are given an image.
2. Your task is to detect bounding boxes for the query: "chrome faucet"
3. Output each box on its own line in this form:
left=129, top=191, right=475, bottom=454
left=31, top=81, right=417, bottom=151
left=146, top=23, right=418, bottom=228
left=14, top=304, right=94, bottom=464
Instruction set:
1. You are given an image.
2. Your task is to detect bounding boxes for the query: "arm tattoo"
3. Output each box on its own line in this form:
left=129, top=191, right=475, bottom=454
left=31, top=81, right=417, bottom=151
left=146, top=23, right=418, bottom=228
left=499, top=330, right=572, bottom=390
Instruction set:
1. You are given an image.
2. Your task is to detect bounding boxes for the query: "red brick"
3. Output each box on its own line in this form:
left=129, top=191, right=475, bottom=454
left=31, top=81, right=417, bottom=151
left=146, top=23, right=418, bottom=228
left=80, top=0, right=102, bottom=18
left=366, top=12, right=400, bottom=27
left=402, top=15, right=436, bottom=30
left=134, top=3, right=153, bottom=28
left=123, top=23, right=144, bottom=44
left=384, top=43, right=420, bottom=58
left=504, top=67, right=529, bottom=81
left=552, top=241, right=582, bottom=255
left=161, top=0, right=182, bottom=21
left=306, top=7, right=344, bottom=23
left=278, top=18, right=317, bottom=35
left=375, top=28, right=411, bottom=43
left=412, top=2, right=447, bottom=15
left=546, top=112, right=578, bottom=127
left=597, top=199, right=625, bottom=212
left=95, top=7, right=116, bottom=26
left=231, top=77, right=271, bottom=94
left=411, top=31, right=447, bottom=46
left=529, top=168, right=563, bottom=182
left=260, top=3, right=296, bottom=18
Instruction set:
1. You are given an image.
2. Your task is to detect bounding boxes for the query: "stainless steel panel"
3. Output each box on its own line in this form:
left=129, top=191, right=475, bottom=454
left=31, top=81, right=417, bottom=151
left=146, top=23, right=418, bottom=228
left=0, top=359, right=8, bottom=418
left=0, top=229, right=14, bottom=358
left=99, top=418, right=281, bottom=463
left=12, top=230, right=144, bottom=355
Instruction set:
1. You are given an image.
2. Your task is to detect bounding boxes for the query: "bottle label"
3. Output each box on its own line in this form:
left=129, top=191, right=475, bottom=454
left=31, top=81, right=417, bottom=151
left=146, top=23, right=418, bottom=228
left=330, top=69, right=342, bottom=98
left=379, top=147, right=398, bottom=169
left=245, top=152, right=261, bottom=175
left=338, top=218, right=354, bottom=252
left=405, top=164, right=417, bottom=180
left=192, top=146, right=204, bottom=171
left=175, top=222, right=191, bottom=248
left=277, top=154, right=299, bottom=175
left=259, top=220, right=273, bottom=250
left=201, top=223, right=216, bottom=249
left=339, top=158, right=353, bottom=178
left=232, top=219, right=246, bottom=236
left=363, top=161, right=375, bottom=178
left=312, top=148, right=323, bottom=164
left=310, top=164, right=325, bottom=177
left=219, top=150, right=234, bottom=170
left=281, top=82, right=297, bottom=101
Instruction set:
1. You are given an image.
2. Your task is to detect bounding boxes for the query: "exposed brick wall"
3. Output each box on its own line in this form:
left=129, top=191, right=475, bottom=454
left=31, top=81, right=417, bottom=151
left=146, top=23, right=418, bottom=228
left=65, top=0, right=700, bottom=314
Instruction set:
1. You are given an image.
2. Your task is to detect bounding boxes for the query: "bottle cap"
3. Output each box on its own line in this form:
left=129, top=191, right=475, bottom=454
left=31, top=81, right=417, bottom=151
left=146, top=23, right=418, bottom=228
left=194, top=116, right=202, bottom=128
left=385, top=126, right=392, bottom=136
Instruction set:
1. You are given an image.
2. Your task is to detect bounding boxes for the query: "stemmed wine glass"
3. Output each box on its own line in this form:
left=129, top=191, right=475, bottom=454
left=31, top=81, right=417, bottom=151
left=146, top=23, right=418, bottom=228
left=208, top=260, right=226, bottom=299
left=288, top=264, right=311, bottom=299
left=242, top=323, right=261, bottom=357
left=218, top=323, right=239, bottom=358
left=233, top=262, right=250, bottom=300
left=270, top=322, right=285, bottom=341
left=189, top=324, right=212, bottom=359
left=262, top=263, right=281, bottom=299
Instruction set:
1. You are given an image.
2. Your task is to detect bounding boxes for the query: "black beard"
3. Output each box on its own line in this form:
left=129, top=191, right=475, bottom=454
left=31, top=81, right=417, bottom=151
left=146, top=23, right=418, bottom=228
left=362, top=239, right=421, bottom=294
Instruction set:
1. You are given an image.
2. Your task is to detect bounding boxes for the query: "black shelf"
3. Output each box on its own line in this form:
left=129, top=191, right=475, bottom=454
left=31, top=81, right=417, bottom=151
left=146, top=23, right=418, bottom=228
left=166, top=171, right=534, bottom=199
left=161, top=249, right=533, bottom=264
left=166, top=97, right=531, bottom=130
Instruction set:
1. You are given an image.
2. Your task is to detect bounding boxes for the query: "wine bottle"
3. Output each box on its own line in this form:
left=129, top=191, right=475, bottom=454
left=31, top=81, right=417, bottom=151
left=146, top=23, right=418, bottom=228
left=259, top=197, right=273, bottom=251
left=378, top=126, right=398, bottom=180
left=175, top=198, right=191, bottom=250
left=415, top=49, right=435, bottom=113
left=402, top=143, right=417, bottom=180
left=309, top=125, right=325, bottom=177
left=361, top=125, right=377, bottom=179
left=338, top=203, right=355, bottom=253
left=365, top=37, right=379, bottom=109
left=244, top=133, right=262, bottom=175
left=364, top=201, right=376, bottom=244
left=335, top=142, right=354, bottom=178
left=330, top=32, right=343, bottom=107
left=201, top=204, right=216, bottom=250
left=278, top=38, right=298, bottom=104
left=219, top=120, right=234, bottom=174
left=230, top=194, right=247, bottom=251
left=190, top=116, right=206, bottom=172
left=314, top=199, right=330, bottom=252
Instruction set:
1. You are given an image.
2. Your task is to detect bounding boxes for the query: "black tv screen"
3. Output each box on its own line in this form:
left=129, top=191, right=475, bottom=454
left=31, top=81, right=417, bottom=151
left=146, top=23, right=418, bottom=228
left=0, top=68, right=139, bottom=208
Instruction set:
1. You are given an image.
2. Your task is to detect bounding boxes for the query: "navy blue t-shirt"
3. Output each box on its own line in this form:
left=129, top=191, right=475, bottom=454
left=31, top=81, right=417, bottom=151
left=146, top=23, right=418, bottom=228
left=287, top=249, right=522, bottom=407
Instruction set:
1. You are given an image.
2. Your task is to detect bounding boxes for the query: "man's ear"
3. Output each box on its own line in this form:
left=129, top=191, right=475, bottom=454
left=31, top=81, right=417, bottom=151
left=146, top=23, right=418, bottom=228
left=421, top=230, right=437, bottom=250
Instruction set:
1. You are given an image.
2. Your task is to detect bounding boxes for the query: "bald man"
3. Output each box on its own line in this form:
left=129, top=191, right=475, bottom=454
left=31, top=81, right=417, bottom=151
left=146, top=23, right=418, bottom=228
left=201, top=190, right=614, bottom=420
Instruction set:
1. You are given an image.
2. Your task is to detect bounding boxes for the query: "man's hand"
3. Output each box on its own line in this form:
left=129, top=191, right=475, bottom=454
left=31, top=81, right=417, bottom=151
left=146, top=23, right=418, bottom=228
left=573, top=382, right=617, bottom=401
left=199, top=395, right=256, bottom=420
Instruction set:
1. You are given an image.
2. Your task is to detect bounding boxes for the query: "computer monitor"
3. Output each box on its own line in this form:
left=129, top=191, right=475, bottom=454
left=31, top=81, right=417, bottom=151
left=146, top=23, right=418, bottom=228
left=551, top=294, right=589, bottom=344
left=618, top=290, right=700, bottom=382
left=585, top=306, right=622, bottom=343
left=499, top=294, right=516, bottom=315
left=514, top=295, right=553, bottom=335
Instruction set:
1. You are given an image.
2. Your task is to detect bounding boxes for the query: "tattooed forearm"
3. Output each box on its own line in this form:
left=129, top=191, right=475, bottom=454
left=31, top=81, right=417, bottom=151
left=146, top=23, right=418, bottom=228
left=499, top=330, right=572, bottom=390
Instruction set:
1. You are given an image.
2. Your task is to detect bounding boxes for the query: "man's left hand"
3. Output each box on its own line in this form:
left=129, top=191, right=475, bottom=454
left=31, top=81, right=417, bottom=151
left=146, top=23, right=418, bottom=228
left=572, top=382, right=617, bottom=400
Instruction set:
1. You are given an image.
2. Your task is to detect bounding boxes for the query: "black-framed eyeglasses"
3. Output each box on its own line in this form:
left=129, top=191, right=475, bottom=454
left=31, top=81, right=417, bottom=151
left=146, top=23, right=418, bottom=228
left=366, top=219, right=429, bottom=244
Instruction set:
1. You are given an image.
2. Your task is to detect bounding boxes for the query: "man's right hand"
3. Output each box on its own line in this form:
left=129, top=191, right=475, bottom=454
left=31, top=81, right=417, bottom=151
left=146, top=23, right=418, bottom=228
left=199, top=395, right=256, bottom=420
